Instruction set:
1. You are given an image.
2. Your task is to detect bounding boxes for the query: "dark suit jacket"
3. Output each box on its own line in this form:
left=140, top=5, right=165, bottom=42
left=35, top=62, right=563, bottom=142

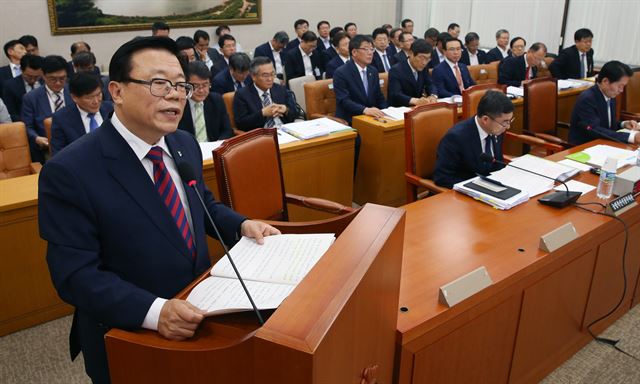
left=284, top=47, right=322, bottom=85
left=315, top=37, right=331, bottom=72
left=388, top=60, right=438, bottom=107
left=50, top=101, right=113, bottom=156
left=325, top=56, right=348, bottom=79
left=254, top=41, right=284, bottom=72
left=2, top=76, right=43, bottom=121
left=498, top=55, right=538, bottom=87
left=372, top=50, right=393, bottom=73
left=333, top=60, right=388, bottom=125
left=461, top=48, right=488, bottom=66
left=0, top=65, right=14, bottom=95
left=211, top=68, right=253, bottom=94
left=320, top=46, right=338, bottom=70
left=569, top=85, right=629, bottom=145
left=210, top=57, right=229, bottom=79
left=284, top=38, right=301, bottom=53
left=232, top=84, right=296, bottom=131
left=394, top=51, right=408, bottom=65
left=66, top=62, right=102, bottom=79
left=431, top=60, right=475, bottom=97
left=428, top=49, right=446, bottom=69
left=434, top=117, right=505, bottom=188
left=386, top=45, right=401, bottom=65
left=178, top=92, right=233, bottom=141
left=486, top=47, right=510, bottom=63
left=200, top=47, right=222, bottom=66
left=39, top=121, right=246, bottom=382
left=549, top=45, right=594, bottom=80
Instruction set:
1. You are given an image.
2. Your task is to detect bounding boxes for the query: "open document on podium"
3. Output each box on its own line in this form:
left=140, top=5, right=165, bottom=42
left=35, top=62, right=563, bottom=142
left=187, top=233, right=335, bottom=316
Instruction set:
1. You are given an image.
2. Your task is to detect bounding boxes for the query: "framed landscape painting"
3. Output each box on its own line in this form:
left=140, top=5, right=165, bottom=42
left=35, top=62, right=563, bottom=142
left=47, top=0, right=261, bottom=35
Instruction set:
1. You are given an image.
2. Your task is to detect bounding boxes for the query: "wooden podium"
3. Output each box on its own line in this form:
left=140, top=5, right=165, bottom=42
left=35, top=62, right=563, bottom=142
left=105, top=204, right=405, bottom=383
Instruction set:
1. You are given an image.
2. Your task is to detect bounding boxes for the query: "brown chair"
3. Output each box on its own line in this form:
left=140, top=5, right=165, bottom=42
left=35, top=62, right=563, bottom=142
left=522, top=77, right=572, bottom=150
left=404, top=102, right=457, bottom=203
left=303, top=79, right=348, bottom=125
left=213, top=128, right=353, bottom=220
left=0, top=122, right=42, bottom=179
left=468, top=62, right=499, bottom=84
left=44, top=117, right=53, bottom=155
left=537, top=57, right=554, bottom=78
left=379, top=72, right=389, bottom=99
left=621, top=68, right=640, bottom=121
left=222, top=91, right=244, bottom=136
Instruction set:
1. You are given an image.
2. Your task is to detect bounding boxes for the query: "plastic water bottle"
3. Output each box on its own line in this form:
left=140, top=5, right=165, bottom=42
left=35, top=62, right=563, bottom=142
left=636, top=149, right=640, bottom=166
left=596, top=157, right=617, bottom=199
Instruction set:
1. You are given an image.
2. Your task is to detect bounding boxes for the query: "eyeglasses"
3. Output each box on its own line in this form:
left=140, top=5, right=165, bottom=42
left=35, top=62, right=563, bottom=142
left=446, top=47, right=462, bottom=52
left=257, top=72, right=276, bottom=79
left=489, top=115, right=516, bottom=128
left=125, top=77, right=193, bottom=98
left=356, top=47, right=375, bottom=53
left=191, top=82, right=211, bottom=91
left=45, top=75, right=67, bottom=83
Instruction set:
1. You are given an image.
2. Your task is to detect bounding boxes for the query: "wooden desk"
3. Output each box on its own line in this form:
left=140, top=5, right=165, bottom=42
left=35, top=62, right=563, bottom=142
left=395, top=140, right=640, bottom=383
left=353, top=86, right=589, bottom=207
left=0, top=174, right=73, bottom=336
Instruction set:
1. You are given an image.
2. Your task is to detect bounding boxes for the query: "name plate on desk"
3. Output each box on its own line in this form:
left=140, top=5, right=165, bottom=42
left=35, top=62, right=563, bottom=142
left=438, top=266, right=493, bottom=307
left=539, top=222, right=578, bottom=252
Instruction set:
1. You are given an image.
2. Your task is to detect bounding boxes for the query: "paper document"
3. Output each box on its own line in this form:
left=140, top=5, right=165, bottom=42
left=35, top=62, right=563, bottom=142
left=566, top=144, right=637, bottom=169
left=489, top=166, right=553, bottom=197
left=507, top=154, right=580, bottom=182
left=199, top=140, right=226, bottom=161
left=558, top=159, right=592, bottom=172
left=558, top=79, right=592, bottom=90
left=437, top=95, right=462, bottom=104
left=554, top=180, right=595, bottom=194
left=506, top=86, right=523, bottom=98
left=381, top=106, right=411, bottom=121
left=453, top=176, right=529, bottom=210
left=276, top=130, right=300, bottom=145
left=280, top=118, right=352, bottom=140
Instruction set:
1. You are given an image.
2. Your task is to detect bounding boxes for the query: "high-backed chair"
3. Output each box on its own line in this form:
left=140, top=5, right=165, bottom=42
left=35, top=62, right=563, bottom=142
left=621, top=69, right=640, bottom=121
left=222, top=91, right=244, bottom=136
left=304, top=80, right=348, bottom=125
left=523, top=77, right=572, bottom=150
left=44, top=117, right=53, bottom=156
left=213, top=128, right=353, bottom=220
left=404, top=103, right=457, bottom=203
left=288, top=74, right=315, bottom=113
left=0, top=122, right=42, bottom=179
left=379, top=72, right=389, bottom=99
left=468, top=62, right=499, bottom=84
left=537, top=57, right=554, bottom=78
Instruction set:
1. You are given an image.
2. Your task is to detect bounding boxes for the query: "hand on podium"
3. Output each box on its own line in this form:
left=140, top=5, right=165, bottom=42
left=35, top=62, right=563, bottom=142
left=158, top=299, right=206, bottom=341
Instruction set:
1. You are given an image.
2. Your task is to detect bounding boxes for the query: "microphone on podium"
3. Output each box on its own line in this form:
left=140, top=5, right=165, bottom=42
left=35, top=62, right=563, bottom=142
left=177, top=162, right=265, bottom=325
left=479, top=153, right=582, bottom=208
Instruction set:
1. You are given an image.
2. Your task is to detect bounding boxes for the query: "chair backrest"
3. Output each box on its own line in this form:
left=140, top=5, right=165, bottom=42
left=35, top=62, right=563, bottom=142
left=288, top=75, right=316, bottom=113
left=468, top=62, right=499, bottom=84
left=304, top=79, right=336, bottom=118
left=523, top=77, right=558, bottom=134
left=462, top=83, right=507, bottom=119
left=537, top=57, right=554, bottom=78
left=44, top=117, right=53, bottom=155
left=222, top=92, right=236, bottom=128
left=0, top=122, right=34, bottom=179
left=213, top=128, right=288, bottom=221
left=379, top=72, right=389, bottom=99
left=404, top=103, right=458, bottom=180
left=623, top=69, right=640, bottom=114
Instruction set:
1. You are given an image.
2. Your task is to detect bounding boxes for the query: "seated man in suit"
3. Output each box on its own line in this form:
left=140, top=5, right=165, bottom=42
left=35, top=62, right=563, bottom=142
left=19, top=34, right=39, bottom=56
left=50, top=72, right=113, bottom=155
left=320, top=27, right=343, bottom=70
left=431, top=37, right=476, bottom=97
left=388, top=39, right=438, bottom=107
left=447, top=23, right=461, bottom=39
left=253, top=31, right=289, bottom=82
left=333, top=34, right=388, bottom=124
left=179, top=61, right=233, bottom=142
left=151, top=21, right=170, bottom=37
left=66, top=41, right=101, bottom=78
left=371, top=28, right=392, bottom=73
left=509, top=37, right=526, bottom=57
left=210, top=34, right=237, bottom=78
left=233, top=56, right=297, bottom=131
left=193, top=29, right=223, bottom=70
left=176, top=36, right=197, bottom=63
left=72, top=51, right=112, bottom=102
left=394, top=32, right=415, bottom=64
left=461, top=32, right=488, bottom=66
left=315, top=20, right=332, bottom=60
left=549, top=28, right=595, bottom=80
left=434, top=90, right=513, bottom=188
left=0, top=40, right=27, bottom=95
left=428, top=32, right=450, bottom=69
left=284, top=31, right=321, bottom=85
left=212, top=52, right=252, bottom=94
left=39, top=36, right=278, bottom=384
left=344, top=22, right=358, bottom=38
left=386, top=27, right=403, bottom=64
left=498, top=42, right=546, bottom=87
left=22, top=55, right=73, bottom=163
left=214, top=25, right=244, bottom=53
left=486, top=29, right=510, bottom=63
left=423, top=28, right=439, bottom=49
left=2, top=53, right=43, bottom=121
left=285, top=19, right=309, bottom=52
left=401, top=18, right=414, bottom=36
left=569, top=60, right=640, bottom=145
left=324, top=32, right=350, bottom=79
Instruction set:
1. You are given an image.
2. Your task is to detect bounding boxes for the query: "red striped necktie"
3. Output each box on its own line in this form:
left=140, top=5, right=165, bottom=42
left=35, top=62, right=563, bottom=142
left=146, top=146, right=196, bottom=258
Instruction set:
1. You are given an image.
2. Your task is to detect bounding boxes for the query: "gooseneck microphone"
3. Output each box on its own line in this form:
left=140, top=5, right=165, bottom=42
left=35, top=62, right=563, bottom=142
left=479, top=153, right=582, bottom=208
left=177, top=162, right=265, bottom=325
left=585, top=125, right=638, bottom=150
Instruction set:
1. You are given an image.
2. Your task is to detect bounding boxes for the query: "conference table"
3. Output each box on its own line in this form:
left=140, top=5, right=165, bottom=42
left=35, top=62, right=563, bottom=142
left=394, top=139, right=640, bottom=383
left=352, top=85, right=591, bottom=207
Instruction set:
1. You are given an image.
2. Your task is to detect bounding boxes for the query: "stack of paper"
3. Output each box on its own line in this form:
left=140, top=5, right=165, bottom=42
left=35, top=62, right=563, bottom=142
left=381, top=106, right=411, bottom=121
left=437, top=95, right=463, bottom=104
left=558, top=79, right=592, bottom=90
left=275, top=130, right=300, bottom=145
left=199, top=140, right=226, bottom=161
left=506, top=86, right=524, bottom=98
left=565, top=144, right=637, bottom=169
left=453, top=177, right=529, bottom=210
left=507, top=154, right=580, bottom=182
left=280, top=118, right=352, bottom=140
left=489, top=166, right=554, bottom=197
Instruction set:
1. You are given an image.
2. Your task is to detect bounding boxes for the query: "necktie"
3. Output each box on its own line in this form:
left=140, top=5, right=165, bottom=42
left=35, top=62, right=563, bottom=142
left=13, top=66, right=21, bottom=77
left=146, top=147, right=196, bottom=258
left=261, top=91, right=276, bottom=128
left=607, top=99, right=612, bottom=128
left=361, top=69, right=369, bottom=96
left=235, top=80, right=243, bottom=91
left=525, top=66, right=531, bottom=80
left=54, top=92, right=63, bottom=111
left=382, top=53, right=390, bottom=72
left=453, top=64, right=464, bottom=93
left=580, top=53, right=586, bottom=78
left=88, top=113, right=99, bottom=131
left=484, top=135, right=494, bottom=157
left=194, top=102, right=208, bottom=142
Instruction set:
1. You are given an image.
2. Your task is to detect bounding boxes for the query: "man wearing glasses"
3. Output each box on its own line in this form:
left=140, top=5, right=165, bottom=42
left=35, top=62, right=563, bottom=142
left=432, top=37, right=475, bottom=98
left=434, top=90, right=513, bottom=188
left=39, top=37, right=279, bottom=384
left=499, top=42, right=547, bottom=87
left=21, top=55, right=73, bottom=163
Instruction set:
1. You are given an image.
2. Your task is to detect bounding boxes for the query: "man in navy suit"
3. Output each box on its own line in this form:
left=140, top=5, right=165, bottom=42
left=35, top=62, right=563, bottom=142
left=388, top=39, right=438, bottom=107
left=461, top=32, right=488, bottom=66
left=233, top=56, right=297, bottom=131
left=498, top=42, right=547, bottom=87
left=211, top=52, right=252, bottom=94
left=486, top=29, right=510, bottom=63
left=428, top=32, right=450, bottom=69
left=285, top=19, right=309, bottom=52
left=253, top=31, right=289, bottom=81
left=320, top=27, right=343, bottom=71
left=434, top=91, right=513, bottom=188
left=21, top=55, right=73, bottom=163
left=284, top=31, right=321, bottom=85
left=549, top=28, right=595, bottom=80
left=179, top=61, right=233, bottom=142
left=569, top=61, right=640, bottom=145
left=432, top=37, right=475, bottom=97
left=3, top=54, right=43, bottom=121
left=386, top=28, right=403, bottom=65
left=315, top=20, right=331, bottom=58
left=0, top=40, right=27, bottom=95
left=210, top=35, right=237, bottom=78
left=371, top=28, right=392, bottom=73
left=50, top=72, right=113, bottom=155
left=72, top=51, right=112, bottom=102
left=39, top=37, right=278, bottom=384
left=193, top=29, right=223, bottom=70
left=424, top=28, right=439, bottom=49
left=324, top=32, right=350, bottom=79
left=394, top=32, right=415, bottom=65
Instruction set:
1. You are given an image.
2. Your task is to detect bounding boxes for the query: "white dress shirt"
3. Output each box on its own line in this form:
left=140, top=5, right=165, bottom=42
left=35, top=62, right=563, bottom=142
left=468, top=51, right=479, bottom=66
left=45, top=85, right=65, bottom=112
left=298, top=45, right=313, bottom=76
left=597, top=88, right=637, bottom=143
left=498, top=46, right=509, bottom=58
left=9, top=62, right=21, bottom=77
left=269, top=41, right=284, bottom=75
left=475, top=116, right=493, bottom=155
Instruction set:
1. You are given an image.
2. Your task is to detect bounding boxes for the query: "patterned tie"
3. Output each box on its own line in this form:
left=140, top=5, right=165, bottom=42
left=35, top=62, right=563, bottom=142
left=146, top=147, right=196, bottom=258
left=13, top=66, right=21, bottom=77
left=382, top=53, right=390, bottom=72
left=193, top=102, right=208, bottom=142
left=525, top=66, right=531, bottom=80
left=453, top=64, right=464, bottom=93
left=261, top=91, right=276, bottom=128
left=54, top=92, right=64, bottom=111
left=580, top=53, right=586, bottom=78
left=361, top=69, right=369, bottom=96
left=88, top=113, right=99, bottom=131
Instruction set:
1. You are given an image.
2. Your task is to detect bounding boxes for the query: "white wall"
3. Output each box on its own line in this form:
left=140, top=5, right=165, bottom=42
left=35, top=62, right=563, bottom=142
left=0, top=0, right=397, bottom=69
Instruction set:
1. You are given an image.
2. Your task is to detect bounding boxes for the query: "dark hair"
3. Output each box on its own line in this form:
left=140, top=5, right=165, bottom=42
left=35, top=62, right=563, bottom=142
left=344, top=22, right=357, bottom=31
left=294, top=19, right=309, bottom=29
left=332, top=32, right=350, bottom=48
left=70, top=41, right=91, bottom=55
left=401, top=19, right=413, bottom=28
left=382, top=24, right=393, bottom=30
left=399, top=31, right=414, bottom=43
left=372, top=27, right=388, bottom=40
left=495, top=29, right=509, bottom=39
left=215, top=25, right=230, bottom=36
left=447, top=23, right=460, bottom=31
left=69, top=72, right=102, bottom=97
left=72, top=51, right=97, bottom=69
left=444, top=37, right=462, bottom=50
left=187, top=61, right=211, bottom=80
left=317, top=20, right=330, bottom=30
left=151, top=21, right=169, bottom=33
left=250, top=56, right=272, bottom=75
left=597, top=60, right=633, bottom=84
left=109, top=37, right=184, bottom=82
left=424, top=28, right=439, bottom=40
left=20, top=54, right=43, bottom=71
left=42, top=55, right=68, bottom=75
left=19, top=35, right=38, bottom=48
left=390, top=27, right=403, bottom=40
left=301, top=31, right=317, bottom=43
left=510, top=37, right=526, bottom=48
left=273, top=31, right=289, bottom=45
left=329, top=27, right=344, bottom=40
left=175, top=36, right=195, bottom=51
left=411, top=39, right=433, bottom=55
left=229, top=52, right=251, bottom=72
left=349, top=35, right=373, bottom=56
left=193, top=29, right=210, bottom=43
left=3, top=40, right=22, bottom=58
left=218, top=34, right=236, bottom=49
left=465, top=32, right=480, bottom=45
left=437, top=32, right=452, bottom=44
left=529, top=42, right=547, bottom=53
left=477, top=90, right=513, bottom=117
left=574, top=28, right=593, bottom=42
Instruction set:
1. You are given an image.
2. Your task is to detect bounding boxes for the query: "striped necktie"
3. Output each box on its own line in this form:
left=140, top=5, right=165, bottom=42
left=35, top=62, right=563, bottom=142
left=261, top=91, right=275, bottom=128
left=193, top=102, right=208, bottom=142
left=453, top=64, right=464, bottom=93
left=54, top=92, right=64, bottom=111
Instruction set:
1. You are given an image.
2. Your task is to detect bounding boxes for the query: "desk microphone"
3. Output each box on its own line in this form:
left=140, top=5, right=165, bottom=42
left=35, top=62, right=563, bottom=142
left=479, top=153, right=581, bottom=208
left=178, top=162, right=265, bottom=325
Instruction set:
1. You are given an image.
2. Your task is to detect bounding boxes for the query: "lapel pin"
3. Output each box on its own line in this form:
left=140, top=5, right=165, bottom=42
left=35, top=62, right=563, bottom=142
left=177, top=150, right=183, bottom=157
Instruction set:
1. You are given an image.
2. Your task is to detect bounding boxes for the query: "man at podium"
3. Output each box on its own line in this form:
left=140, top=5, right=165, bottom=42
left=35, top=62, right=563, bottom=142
left=38, top=37, right=279, bottom=384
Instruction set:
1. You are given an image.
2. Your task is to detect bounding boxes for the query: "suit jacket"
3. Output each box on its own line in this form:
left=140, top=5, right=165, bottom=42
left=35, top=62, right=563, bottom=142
left=178, top=92, right=233, bottom=141
left=386, top=45, right=401, bottom=65
left=549, top=45, right=594, bottom=80
left=325, top=56, right=348, bottom=79
left=394, top=51, right=408, bottom=66
left=314, top=37, right=331, bottom=73
left=498, top=55, right=538, bottom=87
left=569, top=85, right=629, bottom=145
left=232, top=84, right=297, bottom=131
left=200, top=47, right=222, bottom=66
left=21, top=85, right=74, bottom=141
left=434, top=117, right=505, bottom=188
left=372, top=50, right=392, bottom=73
left=461, top=48, right=488, bottom=66
left=486, top=47, right=510, bottom=63
left=0, top=65, right=14, bottom=95
left=284, top=47, right=322, bottom=85
left=210, top=57, right=229, bottom=79
left=431, top=60, right=475, bottom=98
left=39, top=121, right=246, bottom=382
left=388, top=60, right=438, bottom=107
left=66, top=62, right=102, bottom=79
left=284, top=38, right=301, bottom=53
left=320, top=46, right=338, bottom=70
left=211, top=68, right=253, bottom=94
left=50, top=101, right=113, bottom=156
left=254, top=41, right=284, bottom=72
left=333, top=60, right=388, bottom=125
left=2, top=76, right=42, bottom=122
